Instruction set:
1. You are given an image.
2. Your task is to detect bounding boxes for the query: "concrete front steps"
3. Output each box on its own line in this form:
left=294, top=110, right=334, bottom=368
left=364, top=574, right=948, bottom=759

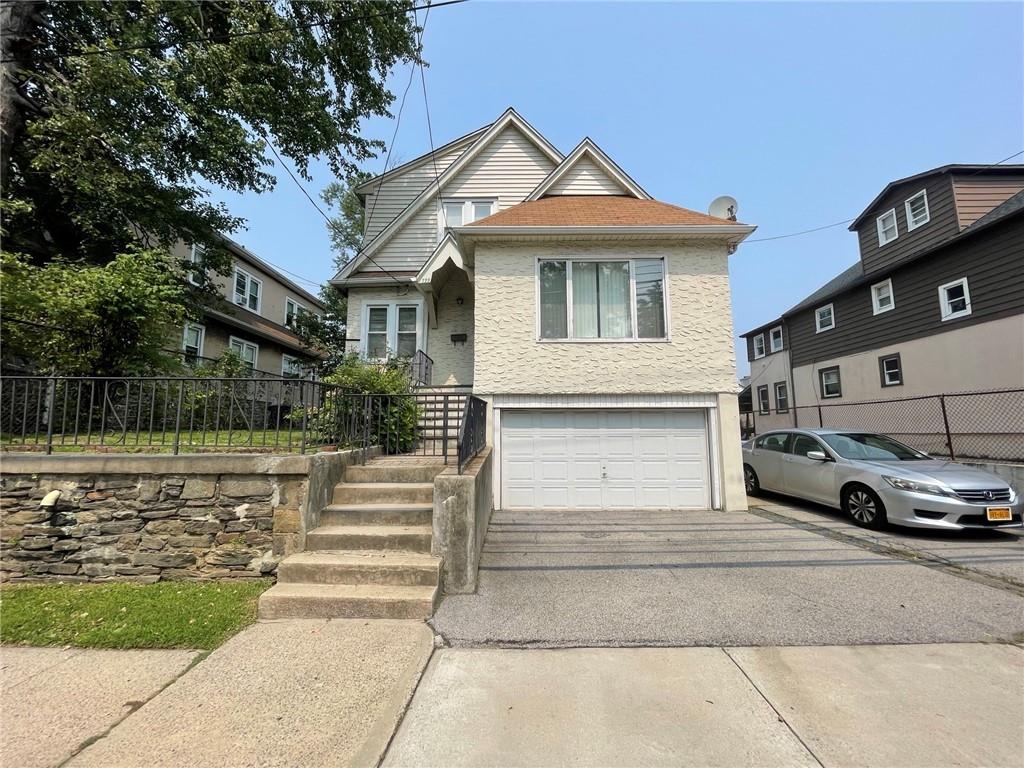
left=259, top=457, right=446, bottom=620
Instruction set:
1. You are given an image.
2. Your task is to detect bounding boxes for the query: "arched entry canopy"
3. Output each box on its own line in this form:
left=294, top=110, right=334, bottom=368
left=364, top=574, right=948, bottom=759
left=414, top=233, right=473, bottom=329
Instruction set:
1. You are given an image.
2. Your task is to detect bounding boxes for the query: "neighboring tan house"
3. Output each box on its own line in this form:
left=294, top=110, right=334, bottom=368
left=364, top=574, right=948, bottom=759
left=172, top=235, right=327, bottom=378
left=741, top=164, right=1024, bottom=433
left=330, top=108, right=756, bottom=512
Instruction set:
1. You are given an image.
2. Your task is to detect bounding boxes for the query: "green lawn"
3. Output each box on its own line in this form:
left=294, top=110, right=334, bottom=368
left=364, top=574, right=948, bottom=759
left=0, top=580, right=272, bottom=649
left=1, top=429, right=315, bottom=453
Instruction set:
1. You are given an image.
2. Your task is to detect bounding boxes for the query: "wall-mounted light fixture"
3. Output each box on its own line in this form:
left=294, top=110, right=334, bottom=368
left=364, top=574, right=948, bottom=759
left=456, top=296, right=464, bottom=306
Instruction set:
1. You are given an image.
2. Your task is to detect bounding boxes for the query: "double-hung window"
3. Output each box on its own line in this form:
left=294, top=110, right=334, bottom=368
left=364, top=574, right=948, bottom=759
left=538, top=258, right=667, bottom=340
left=752, top=334, right=766, bottom=359
left=815, top=303, right=835, bottom=333
left=228, top=337, right=259, bottom=370
left=871, top=279, right=895, bottom=315
left=769, top=326, right=784, bottom=353
left=938, top=277, right=971, bottom=321
left=774, top=381, right=789, bottom=413
left=879, top=354, right=902, bottom=387
left=233, top=267, right=262, bottom=313
left=757, top=385, right=770, bottom=415
left=285, top=298, right=308, bottom=327
left=363, top=303, right=422, bottom=360
left=876, top=209, right=898, bottom=246
left=187, top=244, right=206, bottom=286
left=905, top=190, right=930, bottom=230
left=182, top=323, right=204, bottom=362
left=282, top=354, right=303, bottom=379
left=439, top=199, right=496, bottom=236
left=819, top=366, right=842, bottom=398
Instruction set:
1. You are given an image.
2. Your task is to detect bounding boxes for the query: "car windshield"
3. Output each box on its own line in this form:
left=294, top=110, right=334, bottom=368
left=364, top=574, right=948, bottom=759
left=820, top=433, right=928, bottom=461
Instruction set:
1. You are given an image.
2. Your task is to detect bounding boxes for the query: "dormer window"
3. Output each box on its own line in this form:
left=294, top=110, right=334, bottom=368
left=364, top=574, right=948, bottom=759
left=876, top=209, right=898, bottom=246
left=769, top=325, right=784, bottom=353
left=815, top=303, right=836, bottom=333
left=905, top=190, right=930, bottom=230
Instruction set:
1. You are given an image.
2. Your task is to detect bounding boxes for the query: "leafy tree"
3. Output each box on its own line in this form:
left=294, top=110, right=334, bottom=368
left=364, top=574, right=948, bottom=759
left=321, top=169, right=371, bottom=268
left=1, top=0, right=421, bottom=266
left=1, top=250, right=190, bottom=375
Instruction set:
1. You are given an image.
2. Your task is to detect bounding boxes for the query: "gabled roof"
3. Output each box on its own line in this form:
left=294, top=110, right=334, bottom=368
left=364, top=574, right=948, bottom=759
left=849, top=164, right=1024, bottom=229
left=781, top=261, right=864, bottom=317
left=468, top=196, right=742, bottom=227
left=332, top=107, right=563, bottom=283
left=526, top=138, right=651, bottom=201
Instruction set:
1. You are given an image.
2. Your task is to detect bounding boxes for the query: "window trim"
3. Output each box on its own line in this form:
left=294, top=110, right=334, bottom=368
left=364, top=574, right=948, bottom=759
left=752, top=333, right=766, bottom=359
left=360, top=299, right=425, bottom=361
left=182, top=322, right=205, bottom=359
left=876, top=208, right=899, bottom=246
left=773, top=381, right=789, bottom=413
left=438, top=198, right=497, bottom=237
left=938, top=277, right=972, bottom=322
left=228, top=336, right=259, bottom=370
left=871, top=278, right=895, bottom=315
left=285, top=297, right=308, bottom=327
left=904, top=189, right=930, bottom=231
left=281, top=354, right=303, bottom=379
left=815, top=303, right=836, bottom=333
left=878, top=353, right=903, bottom=388
left=769, top=325, right=784, bottom=353
left=534, top=256, right=670, bottom=343
left=756, top=384, right=770, bottom=415
left=233, top=266, right=263, bottom=314
left=819, top=366, right=842, bottom=399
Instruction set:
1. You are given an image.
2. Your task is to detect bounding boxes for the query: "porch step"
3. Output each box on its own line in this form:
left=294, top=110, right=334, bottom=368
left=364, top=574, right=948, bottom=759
left=276, top=550, right=440, bottom=586
left=258, top=583, right=438, bottom=620
left=332, top=482, right=434, bottom=505
left=306, top=524, right=432, bottom=553
left=320, top=503, right=433, bottom=527
left=343, top=462, right=444, bottom=484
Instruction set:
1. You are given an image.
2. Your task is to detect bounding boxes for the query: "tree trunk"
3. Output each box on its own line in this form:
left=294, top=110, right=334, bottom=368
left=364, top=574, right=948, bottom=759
left=1, top=0, right=42, bottom=195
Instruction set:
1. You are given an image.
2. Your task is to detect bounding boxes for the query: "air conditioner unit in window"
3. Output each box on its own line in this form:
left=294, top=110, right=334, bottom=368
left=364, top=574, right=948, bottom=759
left=235, top=297, right=246, bottom=306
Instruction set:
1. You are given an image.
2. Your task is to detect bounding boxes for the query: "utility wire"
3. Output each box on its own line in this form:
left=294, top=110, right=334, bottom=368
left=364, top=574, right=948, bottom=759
left=415, top=4, right=445, bottom=217
left=1, top=0, right=469, bottom=63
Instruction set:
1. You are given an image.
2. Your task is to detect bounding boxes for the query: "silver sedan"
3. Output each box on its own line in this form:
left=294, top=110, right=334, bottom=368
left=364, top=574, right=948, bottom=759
left=741, top=429, right=1022, bottom=530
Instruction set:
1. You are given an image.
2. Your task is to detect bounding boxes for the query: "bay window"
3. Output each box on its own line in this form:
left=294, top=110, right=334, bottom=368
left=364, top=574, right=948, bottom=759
left=538, top=258, right=668, bottom=341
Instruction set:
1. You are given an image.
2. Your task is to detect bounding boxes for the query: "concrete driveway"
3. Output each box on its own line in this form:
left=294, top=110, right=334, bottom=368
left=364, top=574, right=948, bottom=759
left=431, top=506, right=1024, bottom=646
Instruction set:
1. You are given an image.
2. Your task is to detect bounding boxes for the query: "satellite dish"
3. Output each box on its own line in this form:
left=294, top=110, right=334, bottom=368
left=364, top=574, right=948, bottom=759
left=709, top=195, right=738, bottom=221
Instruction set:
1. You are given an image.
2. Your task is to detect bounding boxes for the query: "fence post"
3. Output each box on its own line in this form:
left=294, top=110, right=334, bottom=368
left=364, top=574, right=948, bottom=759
left=44, top=377, right=56, bottom=455
left=172, top=383, right=185, bottom=456
left=939, top=394, right=955, bottom=460
left=817, top=404, right=823, bottom=427
left=442, top=394, right=450, bottom=465
left=299, top=380, right=308, bottom=455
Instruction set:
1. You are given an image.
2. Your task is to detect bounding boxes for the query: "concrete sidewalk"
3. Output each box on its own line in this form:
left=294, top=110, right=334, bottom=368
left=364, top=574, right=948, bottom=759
left=64, top=620, right=433, bottom=768
left=384, top=643, right=1024, bottom=768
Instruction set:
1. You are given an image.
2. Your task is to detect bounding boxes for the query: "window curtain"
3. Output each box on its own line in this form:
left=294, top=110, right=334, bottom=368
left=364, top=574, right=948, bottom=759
left=572, top=262, right=599, bottom=338
left=598, top=262, right=632, bottom=338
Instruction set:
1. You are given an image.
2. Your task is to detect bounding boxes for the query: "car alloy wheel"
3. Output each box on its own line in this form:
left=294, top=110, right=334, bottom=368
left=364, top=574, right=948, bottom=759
left=744, top=466, right=760, bottom=495
left=844, top=486, right=886, bottom=530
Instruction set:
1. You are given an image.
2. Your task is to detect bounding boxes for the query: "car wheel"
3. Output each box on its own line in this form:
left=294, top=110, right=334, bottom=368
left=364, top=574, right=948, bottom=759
left=842, top=485, right=887, bottom=530
left=743, top=465, right=761, bottom=496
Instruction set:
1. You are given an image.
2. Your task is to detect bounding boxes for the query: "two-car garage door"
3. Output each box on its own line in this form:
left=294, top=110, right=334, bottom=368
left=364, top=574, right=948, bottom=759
left=500, top=409, right=711, bottom=509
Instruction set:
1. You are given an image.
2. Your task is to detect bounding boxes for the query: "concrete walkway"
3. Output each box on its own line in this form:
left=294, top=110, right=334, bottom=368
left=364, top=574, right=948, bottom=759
left=384, top=643, right=1024, bottom=768
left=432, top=508, right=1024, bottom=647
left=1, top=646, right=200, bottom=768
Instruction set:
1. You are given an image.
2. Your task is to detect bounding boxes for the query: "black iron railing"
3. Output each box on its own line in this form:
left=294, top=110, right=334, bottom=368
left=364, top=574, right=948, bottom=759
left=411, top=350, right=433, bottom=387
left=457, top=396, right=487, bottom=473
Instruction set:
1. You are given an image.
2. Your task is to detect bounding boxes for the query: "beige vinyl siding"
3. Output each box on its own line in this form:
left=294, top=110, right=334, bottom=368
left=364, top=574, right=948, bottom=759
left=547, top=155, right=628, bottom=196
left=952, top=175, right=1024, bottom=229
left=361, top=125, right=558, bottom=273
left=362, top=143, right=469, bottom=241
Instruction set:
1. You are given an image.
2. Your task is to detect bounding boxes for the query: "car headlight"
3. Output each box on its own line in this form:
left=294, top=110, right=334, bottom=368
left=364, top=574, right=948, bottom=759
left=881, top=475, right=952, bottom=497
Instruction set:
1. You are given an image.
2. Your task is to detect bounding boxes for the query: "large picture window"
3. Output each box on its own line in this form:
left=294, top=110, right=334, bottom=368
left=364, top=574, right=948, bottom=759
left=538, top=258, right=667, bottom=340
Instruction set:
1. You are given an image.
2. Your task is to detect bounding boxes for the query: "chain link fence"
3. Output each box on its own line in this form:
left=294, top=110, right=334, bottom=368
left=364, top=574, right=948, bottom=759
left=742, top=388, right=1024, bottom=462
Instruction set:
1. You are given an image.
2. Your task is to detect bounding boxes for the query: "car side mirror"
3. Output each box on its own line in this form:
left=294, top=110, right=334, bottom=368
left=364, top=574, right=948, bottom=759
left=806, top=450, right=828, bottom=462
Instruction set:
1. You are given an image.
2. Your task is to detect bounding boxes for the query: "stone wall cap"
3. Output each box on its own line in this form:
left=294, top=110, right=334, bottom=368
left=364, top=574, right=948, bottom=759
left=0, top=450, right=360, bottom=476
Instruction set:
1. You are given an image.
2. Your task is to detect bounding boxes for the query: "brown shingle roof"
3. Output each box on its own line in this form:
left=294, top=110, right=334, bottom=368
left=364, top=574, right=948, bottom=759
left=468, top=195, right=742, bottom=227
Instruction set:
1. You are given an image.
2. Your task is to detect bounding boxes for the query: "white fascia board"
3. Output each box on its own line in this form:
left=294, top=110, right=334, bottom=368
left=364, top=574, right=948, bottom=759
left=339, top=109, right=565, bottom=277
left=456, top=224, right=757, bottom=239
left=329, top=274, right=415, bottom=289
left=414, top=234, right=467, bottom=285
left=526, top=138, right=652, bottom=201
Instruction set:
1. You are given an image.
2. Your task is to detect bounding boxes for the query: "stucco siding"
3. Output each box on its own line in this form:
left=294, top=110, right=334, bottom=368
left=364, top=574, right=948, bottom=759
left=790, top=314, right=1024, bottom=406
left=473, top=241, right=738, bottom=395
left=548, top=155, right=627, bottom=196
left=429, top=269, right=475, bottom=385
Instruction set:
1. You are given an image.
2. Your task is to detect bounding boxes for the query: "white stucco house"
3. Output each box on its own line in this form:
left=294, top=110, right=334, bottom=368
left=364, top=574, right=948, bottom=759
left=330, top=108, right=756, bottom=512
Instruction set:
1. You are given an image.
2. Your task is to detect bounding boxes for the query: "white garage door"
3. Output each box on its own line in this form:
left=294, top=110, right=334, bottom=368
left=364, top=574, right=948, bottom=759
left=500, top=409, right=711, bottom=509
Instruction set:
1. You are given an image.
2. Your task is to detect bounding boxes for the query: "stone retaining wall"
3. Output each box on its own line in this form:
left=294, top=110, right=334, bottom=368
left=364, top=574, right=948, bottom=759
left=0, top=451, right=360, bottom=583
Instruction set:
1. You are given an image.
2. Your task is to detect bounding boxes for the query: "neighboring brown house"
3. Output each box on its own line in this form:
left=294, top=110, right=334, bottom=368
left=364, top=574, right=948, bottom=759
left=173, top=235, right=327, bottom=378
left=740, top=164, right=1024, bottom=433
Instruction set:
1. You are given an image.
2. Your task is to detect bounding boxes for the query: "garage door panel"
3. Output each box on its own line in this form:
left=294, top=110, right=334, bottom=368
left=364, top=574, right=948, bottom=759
left=500, top=409, right=711, bottom=510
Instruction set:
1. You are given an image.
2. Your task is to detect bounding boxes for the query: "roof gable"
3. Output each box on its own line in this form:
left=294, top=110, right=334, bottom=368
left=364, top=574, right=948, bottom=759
left=333, top=108, right=563, bottom=282
left=527, top=138, right=650, bottom=201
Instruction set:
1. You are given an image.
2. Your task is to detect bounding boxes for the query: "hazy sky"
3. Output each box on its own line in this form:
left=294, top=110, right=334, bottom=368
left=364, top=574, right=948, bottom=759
left=211, top=1, right=1024, bottom=376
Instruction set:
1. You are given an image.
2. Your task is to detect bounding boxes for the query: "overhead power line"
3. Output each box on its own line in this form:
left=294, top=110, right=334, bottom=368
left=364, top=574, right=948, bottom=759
left=1, top=0, right=469, bottom=63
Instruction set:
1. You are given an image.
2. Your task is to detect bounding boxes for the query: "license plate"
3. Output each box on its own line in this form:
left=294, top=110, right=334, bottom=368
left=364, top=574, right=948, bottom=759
left=986, top=507, right=1012, bottom=522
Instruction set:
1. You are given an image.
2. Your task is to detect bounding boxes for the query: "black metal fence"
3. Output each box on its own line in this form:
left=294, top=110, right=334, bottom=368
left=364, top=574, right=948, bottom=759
left=0, top=376, right=484, bottom=471
left=742, top=388, right=1024, bottom=462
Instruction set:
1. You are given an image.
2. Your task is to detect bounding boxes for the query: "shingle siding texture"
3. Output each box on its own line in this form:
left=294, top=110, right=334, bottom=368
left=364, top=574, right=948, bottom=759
left=472, top=241, right=738, bottom=395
